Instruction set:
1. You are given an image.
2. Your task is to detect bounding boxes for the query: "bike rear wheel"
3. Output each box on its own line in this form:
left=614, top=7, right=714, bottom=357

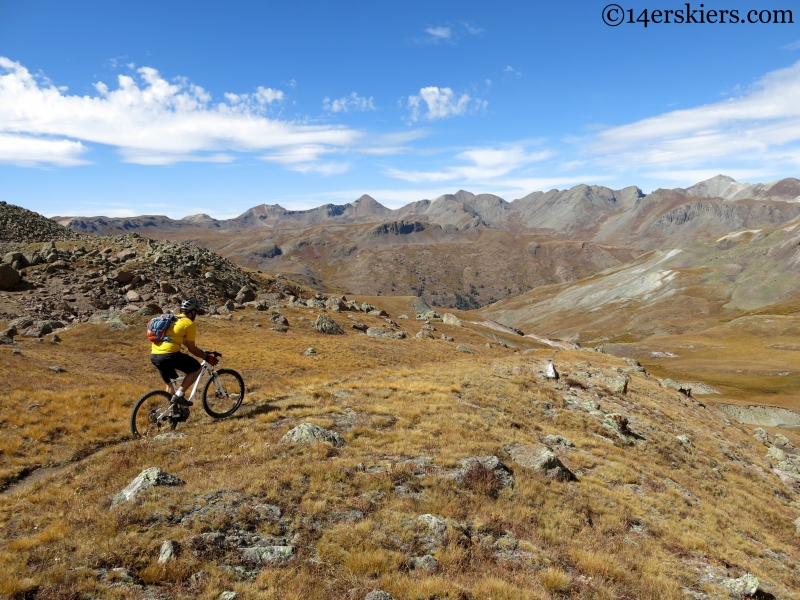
left=202, top=368, right=245, bottom=418
left=131, top=390, right=175, bottom=437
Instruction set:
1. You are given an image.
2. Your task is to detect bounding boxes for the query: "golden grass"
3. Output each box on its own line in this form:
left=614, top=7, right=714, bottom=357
left=1, top=308, right=800, bottom=599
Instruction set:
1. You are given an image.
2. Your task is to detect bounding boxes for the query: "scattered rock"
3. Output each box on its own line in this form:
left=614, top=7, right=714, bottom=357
left=453, top=456, right=515, bottom=489
left=0, top=264, right=21, bottom=290
left=315, top=314, right=344, bottom=335
left=442, top=313, right=462, bottom=326
left=280, top=423, right=345, bottom=447
left=50, top=333, right=61, bottom=344
left=719, top=573, right=760, bottom=598
left=456, top=344, right=474, bottom=354
left=545, top=360, right=559, bottom=380
left=240, top=545, right=294, bottom=565
left=504, top=443, right=577, bottom=481
left=112, top=467, right=185, bottom=506
left=440, top=334, right=454, bottom=342
left=352, top=322, right=368, bottom=332
left=411, top=554, right=438, bottom=572
left=218, top=593, right=238, bottom=600
left=416, top=330, right=434, bottom=339
left=754, top=428, right=770, bottom=445
left=365, top=591, right=395, bottom=600
left=158, top=540, right=179, bottom=564
left=676, top=435, right=692, bottom=446
left=303, top=347, right=316, bottom=356
left=49, top=365, right=66, bottom=373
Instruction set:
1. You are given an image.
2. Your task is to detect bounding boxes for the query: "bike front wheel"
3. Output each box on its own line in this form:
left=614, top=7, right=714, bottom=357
left=202, top=368, right=245, bottom=418
left=131, top=390, right=175, bottom=437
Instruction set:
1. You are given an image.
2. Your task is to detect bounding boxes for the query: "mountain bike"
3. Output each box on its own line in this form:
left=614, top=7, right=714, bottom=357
left=130, top=352, right=245, bottom=437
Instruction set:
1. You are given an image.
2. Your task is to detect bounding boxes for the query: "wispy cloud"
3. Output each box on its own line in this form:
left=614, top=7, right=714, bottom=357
left=0, top=56, right=359, bottom=167
left=503, top=65, right=522, bottom=76
left=414, top=22, right=483, bottom=45
left=407, top=87, right=487, bottom=122
left=588, top=59, right=800, bottom=171
left=386, top=144, right=552, bottom=183
left=323, top=92, right=376, bottom=113
left=782, top=40, right=800, bottom=50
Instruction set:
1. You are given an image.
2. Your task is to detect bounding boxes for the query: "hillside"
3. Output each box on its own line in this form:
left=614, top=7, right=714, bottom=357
left=2, top=299, right=800, bottom=599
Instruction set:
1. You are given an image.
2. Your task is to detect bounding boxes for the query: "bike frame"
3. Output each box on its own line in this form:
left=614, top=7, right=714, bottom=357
left=172, top=359, right=215, bottom=403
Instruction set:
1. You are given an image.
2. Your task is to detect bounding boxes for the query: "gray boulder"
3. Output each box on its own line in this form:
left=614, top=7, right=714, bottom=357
left=416, top=330, right=434, bottom=339
left=315, top=314, right=344, bottom=335
left=0, top=264, right=21, bottom=290
left=158, top=540, right=179, bottom=564
left=441, top=334, right=454, bottom=342
left=112, top=467, right=185, bottom=506
left=352, top=322, right=368, bottom=332
left=365, top=592, right=396, bottom=600
left=281, top=423, right=345, bottom=447
left=240, top=545, right=294, bottom=565
left=236, top=286, right=256, bottom=304
left=456, top=344, right=473, bottom=354
left=720, top=573, right=759, bottom=598
left=504, top=443, right=577, bottom=481
left=443, top=313, right=462, bottom=326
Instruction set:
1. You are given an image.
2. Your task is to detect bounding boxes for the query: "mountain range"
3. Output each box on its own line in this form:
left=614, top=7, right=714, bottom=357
left=54, top=175, right=800, bottom=310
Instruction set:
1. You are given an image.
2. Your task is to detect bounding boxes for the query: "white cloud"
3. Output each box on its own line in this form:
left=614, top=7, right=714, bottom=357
left=0, top=133, right=89, bottom=166
left=589, top=60, right=800, bottom=171
left=503, top=65, right=522, bottom=76
left=408, top=87, right=483, bottom=121
left=0, top=56, right=359, bottom=167
left=424, top=26, right=451, bottom=40
left=386, top=144, right=552, bottom=183
left=323, top=92, right=376, bottom=113
left=782, top=40, right=800, bottom=50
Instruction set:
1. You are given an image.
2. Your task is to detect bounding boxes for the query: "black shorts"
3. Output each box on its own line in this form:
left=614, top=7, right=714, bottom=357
left=150, top=352, right=201, bottom=384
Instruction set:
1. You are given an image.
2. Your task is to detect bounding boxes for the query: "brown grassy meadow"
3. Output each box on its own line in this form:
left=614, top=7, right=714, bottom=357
left=1, top=304, right=800, bottom=599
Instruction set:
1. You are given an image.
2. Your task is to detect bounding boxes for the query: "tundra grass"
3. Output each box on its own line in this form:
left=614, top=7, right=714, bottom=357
left=1, top=309, right=799, bottom=599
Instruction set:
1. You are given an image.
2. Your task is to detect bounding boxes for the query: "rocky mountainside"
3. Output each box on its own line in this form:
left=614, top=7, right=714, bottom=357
left=477, top=215, right=800, bottom=342
left=0, top=202, right=311, bottom=325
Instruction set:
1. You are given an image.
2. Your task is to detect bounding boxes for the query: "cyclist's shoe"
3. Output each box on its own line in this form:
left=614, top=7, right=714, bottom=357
left=170, top=394, right=193, bottom=407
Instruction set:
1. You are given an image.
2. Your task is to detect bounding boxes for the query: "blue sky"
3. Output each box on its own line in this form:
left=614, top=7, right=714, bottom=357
left=1, top=0, right=800, bottom=218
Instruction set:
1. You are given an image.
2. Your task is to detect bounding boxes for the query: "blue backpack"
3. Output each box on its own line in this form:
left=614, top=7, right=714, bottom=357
left=147, top=314, right=177, bottom=343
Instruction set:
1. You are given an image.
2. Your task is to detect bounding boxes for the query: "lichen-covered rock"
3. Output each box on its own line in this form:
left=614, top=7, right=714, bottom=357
left=112, top=467, right=185, bottom=506
left=315, top=314, right=343, bottom=335
left=240, top=545, right=294, bottom=565
left=365, top=591, right=395, bottom=600
left=280, top=423, right=345, bottom=447
left=504, top=443, right=577, bottom=481
left=754, top=427, right=770, bottom=445
left=416, top=330, right=434, bottom=339
left=456, top=344, right=474, bottom=354
left=720, top=573, right=759, bottom=598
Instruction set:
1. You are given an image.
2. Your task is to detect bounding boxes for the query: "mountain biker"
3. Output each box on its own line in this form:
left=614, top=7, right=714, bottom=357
left=150, top=298, right=218, bottom=408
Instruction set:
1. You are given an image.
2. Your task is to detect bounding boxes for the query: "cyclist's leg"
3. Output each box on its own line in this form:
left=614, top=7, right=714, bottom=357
left=172, top=353, right=202, bottom=396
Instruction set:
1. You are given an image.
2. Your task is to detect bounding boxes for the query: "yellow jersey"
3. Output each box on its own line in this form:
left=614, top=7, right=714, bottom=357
left=150, top=314, right=196, bottom=355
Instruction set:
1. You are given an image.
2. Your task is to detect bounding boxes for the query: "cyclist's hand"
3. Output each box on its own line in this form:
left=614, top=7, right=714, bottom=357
left=206, top=352, right=219, bottom=366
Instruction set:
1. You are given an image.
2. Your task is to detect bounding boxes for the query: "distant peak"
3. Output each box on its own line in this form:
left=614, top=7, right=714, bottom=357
left=354, top=194, right=377, bottom=203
